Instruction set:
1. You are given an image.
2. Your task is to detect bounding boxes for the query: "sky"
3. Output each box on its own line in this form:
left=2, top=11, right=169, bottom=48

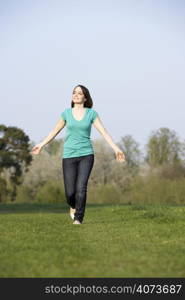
left=1, top=0, right=185, bottom=155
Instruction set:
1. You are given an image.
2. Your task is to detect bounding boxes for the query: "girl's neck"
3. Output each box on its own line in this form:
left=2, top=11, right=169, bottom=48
left=73, top=104, right=85, bottom=110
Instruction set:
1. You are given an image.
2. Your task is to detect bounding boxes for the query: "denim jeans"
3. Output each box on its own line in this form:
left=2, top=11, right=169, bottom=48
left=62, top=154, right=94, bottom=223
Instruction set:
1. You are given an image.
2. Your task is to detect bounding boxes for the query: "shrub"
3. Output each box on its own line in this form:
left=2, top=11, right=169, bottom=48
left=35, top=180, right=65, bottom=203
left=123, top=174, right=185, bottom=205
left=0, top=178, right=8, bottom=203
left=88, top=183, right=122, bottom=204
left=158, top=162, right=185, bottom=180
left=16, top=185, right=34, bottom=203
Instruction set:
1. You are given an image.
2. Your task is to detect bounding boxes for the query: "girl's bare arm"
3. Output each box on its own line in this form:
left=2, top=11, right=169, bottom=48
left=92, top=116, right=126, bottom=163
left=40, top=118, right=66, bottom=147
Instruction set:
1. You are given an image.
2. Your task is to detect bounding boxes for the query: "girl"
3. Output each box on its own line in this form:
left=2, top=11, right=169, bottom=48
left=31, top=85, right=126, bottom=224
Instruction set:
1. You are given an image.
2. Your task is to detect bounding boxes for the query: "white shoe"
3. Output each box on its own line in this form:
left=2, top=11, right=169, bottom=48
left=70, top=213, right=74, bottom=220
left=73, top=220, right=82, bottom=225
left=70, top=207, right=76, bottom=220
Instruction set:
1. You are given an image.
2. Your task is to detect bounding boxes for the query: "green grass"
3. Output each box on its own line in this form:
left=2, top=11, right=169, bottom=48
left=0, top=202, right=185, bottom=277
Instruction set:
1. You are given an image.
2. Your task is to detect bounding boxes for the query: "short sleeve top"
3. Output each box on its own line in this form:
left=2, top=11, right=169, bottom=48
left=60, top=108, right=98, bottom=158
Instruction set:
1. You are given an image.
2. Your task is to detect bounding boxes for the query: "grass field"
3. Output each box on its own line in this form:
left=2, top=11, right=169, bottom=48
left=0, top=202, right=184, bottom=278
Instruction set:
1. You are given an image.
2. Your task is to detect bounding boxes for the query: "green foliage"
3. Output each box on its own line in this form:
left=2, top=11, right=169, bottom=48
left=0, top=178, right=8, bottom=202
left=88, top=183, right=123, bottom=204
left=91, top=139, right=114, bottom=185
left=35, top=180, right=66, bottom=203
left=117, top=134, right=142, bottom=167
left=44, top=139, right=63, bottom=156
left=16, top=185, right=34, bottom=203
left=124, top=174, right=185, bottom=205
left=158, top=161, right=185, bottom=179
left=145, top=127, right=184, bottom=166
left=2, top=132, right=184, bottom=206
left=90, top=138, right=138, bottom=189
left=0, top=124, right=32, bottom=201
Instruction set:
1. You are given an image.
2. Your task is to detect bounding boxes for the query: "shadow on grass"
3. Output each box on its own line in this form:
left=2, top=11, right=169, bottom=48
left=0, top=202, right=183, bottom=214
left=0, top=202, right=130, bottom=214
left=0, top=202, right=68, bottom=214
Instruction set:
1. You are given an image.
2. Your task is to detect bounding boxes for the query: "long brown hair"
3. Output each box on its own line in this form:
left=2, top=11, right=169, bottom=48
left=71, top=85, right=93, bottom=108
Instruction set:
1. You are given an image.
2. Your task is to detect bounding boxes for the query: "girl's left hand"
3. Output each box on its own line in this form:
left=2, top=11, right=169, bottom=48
left=114, top=148, right=126, bottom=163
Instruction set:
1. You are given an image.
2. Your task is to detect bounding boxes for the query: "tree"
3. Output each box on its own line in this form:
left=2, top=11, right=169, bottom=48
left=0, top=125, right=32, bottom=201
left=0, top=177, right=7, bottom=202
left=117, top=135, right=142, bottom=171
left=90, top=137, right=137, bottom=191
left=44, top=138, right=64, bottom=156
left=90, top=138, right=114, bottom=186
left=145, top=127, right=183, bottom=167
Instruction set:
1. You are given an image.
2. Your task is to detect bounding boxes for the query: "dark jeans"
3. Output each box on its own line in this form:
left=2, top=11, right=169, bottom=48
left=62, top=154, right=94, bottom=223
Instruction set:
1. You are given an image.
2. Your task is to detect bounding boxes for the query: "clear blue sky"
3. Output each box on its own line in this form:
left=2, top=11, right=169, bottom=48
left=1, top=0, right=185, bottom=154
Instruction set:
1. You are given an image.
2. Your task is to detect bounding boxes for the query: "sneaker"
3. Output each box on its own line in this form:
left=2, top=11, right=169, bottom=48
left=70, top=207, right=76, bottom=220
left=73, top=220, right=82, bottom=225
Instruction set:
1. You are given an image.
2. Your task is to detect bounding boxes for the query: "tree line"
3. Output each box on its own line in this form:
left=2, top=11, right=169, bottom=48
left=0, top=124, right=185, bottom=203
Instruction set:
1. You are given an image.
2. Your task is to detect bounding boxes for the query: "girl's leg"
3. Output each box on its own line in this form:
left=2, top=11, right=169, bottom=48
left=74, top=154, right=94, bottom=223
left=62, top=157, right=78, bottom=209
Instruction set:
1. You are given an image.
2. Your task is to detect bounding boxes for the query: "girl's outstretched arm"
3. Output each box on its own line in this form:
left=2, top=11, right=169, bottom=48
left=92, top=116, right=126, bottom=163
left=31, top=118, right=66, bottom=155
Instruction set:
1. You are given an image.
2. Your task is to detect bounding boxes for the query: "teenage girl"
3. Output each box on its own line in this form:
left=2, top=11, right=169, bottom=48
left=31, top=85, right=126, bottom=224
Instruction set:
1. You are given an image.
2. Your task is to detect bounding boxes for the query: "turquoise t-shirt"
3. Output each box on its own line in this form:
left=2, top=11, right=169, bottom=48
left=60, top=107, right=99, bottom=158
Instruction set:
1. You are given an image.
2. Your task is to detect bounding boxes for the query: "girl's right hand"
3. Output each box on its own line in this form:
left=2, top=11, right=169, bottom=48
left=30, top=143, right=43, bottom=155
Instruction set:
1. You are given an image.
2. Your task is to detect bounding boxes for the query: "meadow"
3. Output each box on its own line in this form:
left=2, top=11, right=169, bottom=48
left=0, top=202, right=184, bottom=278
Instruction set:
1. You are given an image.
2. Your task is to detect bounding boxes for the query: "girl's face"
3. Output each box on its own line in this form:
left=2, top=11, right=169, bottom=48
left=72, top=86, right=86, bottom=104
